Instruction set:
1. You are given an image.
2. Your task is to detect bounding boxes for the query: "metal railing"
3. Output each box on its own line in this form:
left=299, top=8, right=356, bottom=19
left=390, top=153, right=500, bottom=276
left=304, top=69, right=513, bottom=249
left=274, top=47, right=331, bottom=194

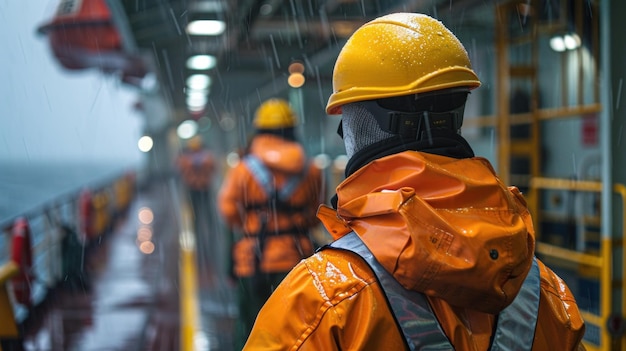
left=0, top=260, right=19, bottom=347
left=531, top=177, right=626, bottom=350
left=0, top=170, right=136, bottom=339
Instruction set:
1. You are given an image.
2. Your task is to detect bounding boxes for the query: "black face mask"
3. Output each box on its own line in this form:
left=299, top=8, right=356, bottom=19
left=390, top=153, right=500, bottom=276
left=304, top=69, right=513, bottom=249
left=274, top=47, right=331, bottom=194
left=256, top=127, right=296, bottom=141
left=329, top=130, right=475, bottom=209
left=337, top=88, right=469, bottom=141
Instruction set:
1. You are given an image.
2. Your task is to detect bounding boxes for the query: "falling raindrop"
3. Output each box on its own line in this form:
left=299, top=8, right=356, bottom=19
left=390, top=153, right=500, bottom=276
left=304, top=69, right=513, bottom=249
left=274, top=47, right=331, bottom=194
left=615, top=78, right=623, bottom=110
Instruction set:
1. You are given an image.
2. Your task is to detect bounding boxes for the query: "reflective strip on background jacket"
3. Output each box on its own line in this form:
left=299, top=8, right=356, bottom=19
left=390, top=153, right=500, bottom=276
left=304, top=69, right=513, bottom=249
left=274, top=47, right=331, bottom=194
left=330, top=231, right=540, bottom=351
left=243, top=155, right=309, bottom=207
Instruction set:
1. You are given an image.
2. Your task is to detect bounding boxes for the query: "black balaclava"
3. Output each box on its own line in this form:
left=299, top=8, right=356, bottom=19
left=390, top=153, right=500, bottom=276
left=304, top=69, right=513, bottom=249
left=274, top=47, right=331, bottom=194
left=255, top=127, right=297, bottom=141
left=340, top=100, right=475, bottom=177
left=331, top=101, right=475, bottom=209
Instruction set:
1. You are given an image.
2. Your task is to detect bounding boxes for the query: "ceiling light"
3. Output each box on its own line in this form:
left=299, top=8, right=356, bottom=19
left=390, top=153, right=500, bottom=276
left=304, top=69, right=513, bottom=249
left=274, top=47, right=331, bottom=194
left=187, top=105, right=206, bottom=112
left=138, top=136, right=154, bottom=152
left=186, top=94, right=208, bottom=107
left=187, top=90, right=207, bottom=100
left=288, top=61, right=305, bottom=74
left=187, top=20, right=226, bottom=36
left=186, top=74, right=211, bottom=90
left=187, top=55, right=217, bottom=70
left=177, top=120, right=199, bottom=139
left=288, top=73, right=305, bottom=88
left=563, top=33, right=581, bottom=50
left=549, top=36, right=565, bottom=52
left=550, top=32, right=581, bottom=52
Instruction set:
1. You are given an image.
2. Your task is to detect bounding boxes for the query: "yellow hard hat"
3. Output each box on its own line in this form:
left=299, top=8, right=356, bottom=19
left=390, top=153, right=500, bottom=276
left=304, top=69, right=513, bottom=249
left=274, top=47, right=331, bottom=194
left=253, top=98, right=298, bottom=129
left=326, top=13, right=481, bottom=115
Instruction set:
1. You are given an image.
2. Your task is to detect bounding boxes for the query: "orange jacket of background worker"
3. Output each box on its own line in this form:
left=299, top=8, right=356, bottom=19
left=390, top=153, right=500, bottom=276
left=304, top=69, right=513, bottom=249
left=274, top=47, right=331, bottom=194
left=244, top=13, right=586, bottom=351
left=176, top=135, right=215, bottom=191
left=218, top=99, right=324, bottom=277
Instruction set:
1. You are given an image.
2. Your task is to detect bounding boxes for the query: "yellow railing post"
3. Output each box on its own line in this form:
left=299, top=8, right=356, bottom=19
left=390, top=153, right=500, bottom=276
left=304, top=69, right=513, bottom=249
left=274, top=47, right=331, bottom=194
left=531, top=177, right=626, bottom=350
left=179, top=200, right=200, bottom=351
left=0, top=261, right=20, bottom=342
left=613, top=184, right=626, bottom=351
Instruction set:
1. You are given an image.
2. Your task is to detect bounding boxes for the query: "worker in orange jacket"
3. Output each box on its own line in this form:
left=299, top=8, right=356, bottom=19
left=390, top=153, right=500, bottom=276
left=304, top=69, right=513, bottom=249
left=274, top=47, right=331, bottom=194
left=217, top=98, right=324, bottom=349
left=176, top=135, right=216, bottom=236
left=244, top=13, right=586, bottom=350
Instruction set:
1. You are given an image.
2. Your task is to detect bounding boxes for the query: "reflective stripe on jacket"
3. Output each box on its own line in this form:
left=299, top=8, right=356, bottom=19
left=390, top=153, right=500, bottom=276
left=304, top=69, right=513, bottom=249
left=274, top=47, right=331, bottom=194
left=330, top=231, right=541, bottom=351
left=244, top=151, right=586, bottom=350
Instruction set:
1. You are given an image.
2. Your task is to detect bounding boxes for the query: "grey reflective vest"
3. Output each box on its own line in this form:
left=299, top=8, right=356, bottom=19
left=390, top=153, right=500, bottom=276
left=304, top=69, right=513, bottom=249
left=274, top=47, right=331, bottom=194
left=329, top=231, right=540, bottom=351
left=243, top=155, right=306, bottom=204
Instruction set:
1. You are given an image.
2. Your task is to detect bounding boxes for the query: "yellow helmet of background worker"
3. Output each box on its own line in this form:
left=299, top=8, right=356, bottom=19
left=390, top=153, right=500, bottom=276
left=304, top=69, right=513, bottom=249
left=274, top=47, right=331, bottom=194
left=326, top=13, right=481, bottom=115
left=253, top=98, right=298, bottom=129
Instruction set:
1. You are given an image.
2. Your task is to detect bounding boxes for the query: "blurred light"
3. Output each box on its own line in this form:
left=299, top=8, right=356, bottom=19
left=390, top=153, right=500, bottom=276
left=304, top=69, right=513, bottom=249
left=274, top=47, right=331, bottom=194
left=180, top=229, right=196, bottom=250
left=139, top=240, right=155, bottom=254
left=226, top=152, right=241, bottom=168
left=187, top=20, right=226, bottom=36
left=313, top=153, right=331, bottom=169
left=186, top=74, right=211, bottom=90
left=259, top=4, right=273, bottom=16
left=333, top=155, right=349, bottom=171
left=186, top=86, right=209, bottom=94
left=288, top=61, right=305, bottom=74
left=194, top=330, right=210, bottom=351
left=140, top=72, right=158, bottom=92
left=177, top=120, right=199, bottom=139
left=186, top=93, right=208, bottom=107
left=187, top=90, right=207, bottom=100
left=549, top=36, right=565, bottom=52
left=219, top=115, right=236, bottom=131
left=197, top=116, right=212, bottom=131
left=333, top=21, right=359, bottom=38
left=138, top=136, right=153, bottom=152
left=137, top=226, right=153, bottom=242
left=288, top=73, right=305, bottom=88
left=138, top=207, right=154, bottom=224
left=187, top=55, right=217, bottom=70
left=187, top=105, right=206, bottom=113
left=550, top=33, right=581, bottom=52
left=564, top=33, right=581, bottom=50
left=189, top=1, right=224, bottom=12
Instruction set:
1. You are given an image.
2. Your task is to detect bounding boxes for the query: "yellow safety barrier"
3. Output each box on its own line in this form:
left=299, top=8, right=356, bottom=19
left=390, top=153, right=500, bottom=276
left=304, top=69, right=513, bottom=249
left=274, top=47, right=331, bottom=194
left=179, top=200, right=200, bottom=351
left=531, top=177, right=626, bottom=351
left=91, top=190, right=111, bottom=238
left=113, top=173, right=135, bottom=214
left=0, top=261, right=20, bottom=342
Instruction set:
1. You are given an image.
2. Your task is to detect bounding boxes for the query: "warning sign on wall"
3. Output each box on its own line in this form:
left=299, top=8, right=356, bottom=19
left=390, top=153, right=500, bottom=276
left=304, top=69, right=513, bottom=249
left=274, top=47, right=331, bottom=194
left=582, top=114, right=598, bottom=146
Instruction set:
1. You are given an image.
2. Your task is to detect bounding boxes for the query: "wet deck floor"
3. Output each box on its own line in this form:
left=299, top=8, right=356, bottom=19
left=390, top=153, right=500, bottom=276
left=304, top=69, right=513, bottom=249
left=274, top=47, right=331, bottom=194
left=18, top=179, right=238, bottom=351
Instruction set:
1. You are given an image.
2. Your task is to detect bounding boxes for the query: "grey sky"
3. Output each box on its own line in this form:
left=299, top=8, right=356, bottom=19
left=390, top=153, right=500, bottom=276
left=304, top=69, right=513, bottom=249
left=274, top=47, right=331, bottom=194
left=0, top=0, right=144, bottom=164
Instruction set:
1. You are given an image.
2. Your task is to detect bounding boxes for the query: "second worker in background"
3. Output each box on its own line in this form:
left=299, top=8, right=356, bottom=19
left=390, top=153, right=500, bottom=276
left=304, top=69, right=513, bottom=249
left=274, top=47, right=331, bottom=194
left=217, top=98, right=324, bottom=349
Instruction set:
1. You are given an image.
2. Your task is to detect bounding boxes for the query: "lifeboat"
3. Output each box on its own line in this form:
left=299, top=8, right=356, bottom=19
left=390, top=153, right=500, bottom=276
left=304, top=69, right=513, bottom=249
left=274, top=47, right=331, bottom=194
left=37, top=0, right=147, bottom=79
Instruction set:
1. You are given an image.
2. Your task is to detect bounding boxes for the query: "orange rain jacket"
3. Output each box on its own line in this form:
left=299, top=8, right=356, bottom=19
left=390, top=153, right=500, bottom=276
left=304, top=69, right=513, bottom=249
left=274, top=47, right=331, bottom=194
left=218, top=134, right=324, bottom=277
left=176, top=148, right=215, bottom=191
left=244, top=151, right=586, bottom=350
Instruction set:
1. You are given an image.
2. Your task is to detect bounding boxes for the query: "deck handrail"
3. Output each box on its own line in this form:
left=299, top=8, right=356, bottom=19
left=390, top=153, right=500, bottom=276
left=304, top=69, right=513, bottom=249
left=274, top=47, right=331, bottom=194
left=530, top=177, right=626, bottom=350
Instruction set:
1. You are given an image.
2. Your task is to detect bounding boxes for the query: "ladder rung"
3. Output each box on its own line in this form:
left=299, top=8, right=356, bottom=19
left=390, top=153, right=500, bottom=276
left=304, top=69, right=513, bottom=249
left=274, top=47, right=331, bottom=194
left=510, top=140, right=533, bottom=155
left=510, top=65, right=536, bottom=77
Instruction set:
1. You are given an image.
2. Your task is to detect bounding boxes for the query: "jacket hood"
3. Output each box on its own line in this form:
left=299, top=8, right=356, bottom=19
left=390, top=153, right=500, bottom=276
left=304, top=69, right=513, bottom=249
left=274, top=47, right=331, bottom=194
left=249, top=134, right=306, bottom=174
left=317, top=151, right=535, bottom=314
